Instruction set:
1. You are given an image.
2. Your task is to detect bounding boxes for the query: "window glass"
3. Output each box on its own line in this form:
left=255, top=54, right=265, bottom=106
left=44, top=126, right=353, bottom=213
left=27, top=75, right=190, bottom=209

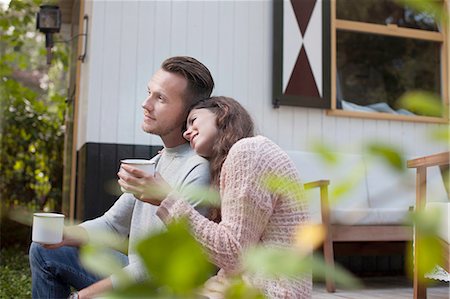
left=337, top=0, right=439, bottom=32
left=336, top=31, right=441, bottom=116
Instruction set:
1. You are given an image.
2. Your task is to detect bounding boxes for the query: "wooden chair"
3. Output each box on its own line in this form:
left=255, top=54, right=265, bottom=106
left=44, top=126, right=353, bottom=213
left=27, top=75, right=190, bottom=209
left=304, top=179, right=413, bottom=293
left=304, top=180, right=335, bottom=292
left=407, top=152, right=450, bottom=299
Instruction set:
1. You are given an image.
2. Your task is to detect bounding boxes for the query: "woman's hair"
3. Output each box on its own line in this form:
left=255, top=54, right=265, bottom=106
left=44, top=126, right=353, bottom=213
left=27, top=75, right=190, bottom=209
left=188, top=96, right=255, bottom=187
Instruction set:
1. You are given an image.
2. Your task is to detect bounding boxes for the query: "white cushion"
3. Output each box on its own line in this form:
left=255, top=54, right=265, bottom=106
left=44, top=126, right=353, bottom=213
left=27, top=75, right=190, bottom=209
left=425, top=202, right=450, bottom=243
left=285, top=151, right=448, bottom=227
left=331, top=208, right=409, bottom=225
left=286, top=151, right=369, bottom=224
left=365, top=155, right=416, bottom=210
left=426, top=166, right=449, bottom=203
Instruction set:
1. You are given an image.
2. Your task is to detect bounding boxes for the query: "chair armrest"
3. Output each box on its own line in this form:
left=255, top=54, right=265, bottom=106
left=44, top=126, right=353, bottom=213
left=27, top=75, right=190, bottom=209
left=304, top=180, right=330, bottom=190
left=407, top=152, right=449, bottom=169
left=407, top=152, right=449, bottom=209
left=304, top=180, right=331, bottom=228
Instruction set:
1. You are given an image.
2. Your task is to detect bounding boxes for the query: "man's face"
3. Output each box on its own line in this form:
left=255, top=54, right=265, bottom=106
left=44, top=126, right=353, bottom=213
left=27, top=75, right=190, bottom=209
left=141, top=69, right=188, bottom=139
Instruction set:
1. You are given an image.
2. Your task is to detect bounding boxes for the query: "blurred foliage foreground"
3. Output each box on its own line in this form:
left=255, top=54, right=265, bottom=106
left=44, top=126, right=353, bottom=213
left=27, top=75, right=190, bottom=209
left=76, top=217, right=358, bottom=299
left=75, top=138, right=448, bottom=298
left=1, top=0, right=449, bottom=298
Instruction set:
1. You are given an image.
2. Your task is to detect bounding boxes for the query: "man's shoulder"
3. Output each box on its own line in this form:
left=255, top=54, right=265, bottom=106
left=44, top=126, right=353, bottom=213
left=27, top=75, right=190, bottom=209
left=184, top=153, right=209, bottom=167
left=173, top=144, right=209, bottom=166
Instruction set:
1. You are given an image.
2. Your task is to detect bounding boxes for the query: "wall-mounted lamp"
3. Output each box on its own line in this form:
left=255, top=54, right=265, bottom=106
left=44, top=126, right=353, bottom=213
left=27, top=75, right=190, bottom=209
left=36, top=5, right=61, bottom=65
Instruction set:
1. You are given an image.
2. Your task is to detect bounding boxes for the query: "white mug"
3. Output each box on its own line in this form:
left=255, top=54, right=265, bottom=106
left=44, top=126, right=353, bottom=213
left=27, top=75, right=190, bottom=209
left=120, top=159, right=156, bottom=193
left=32, top=213, right=65, bottom=244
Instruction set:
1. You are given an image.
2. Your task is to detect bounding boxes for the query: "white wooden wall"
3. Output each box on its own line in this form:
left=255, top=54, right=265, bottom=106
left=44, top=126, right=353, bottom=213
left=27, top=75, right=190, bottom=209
left=77, top=0, right=448, bottom=158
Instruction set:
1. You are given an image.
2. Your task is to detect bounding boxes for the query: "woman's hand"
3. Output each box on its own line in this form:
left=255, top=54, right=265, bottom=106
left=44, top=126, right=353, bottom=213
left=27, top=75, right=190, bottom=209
left=118, top=164, right=172, bottom=206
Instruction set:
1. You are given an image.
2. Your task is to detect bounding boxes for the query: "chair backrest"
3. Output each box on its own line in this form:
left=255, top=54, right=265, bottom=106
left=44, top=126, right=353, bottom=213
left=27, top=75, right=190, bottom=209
left=286, top=151, right=369, bottom=224
left=426, top=166, right=449, bottom=203
left=364, top=155, right=416, bottom=209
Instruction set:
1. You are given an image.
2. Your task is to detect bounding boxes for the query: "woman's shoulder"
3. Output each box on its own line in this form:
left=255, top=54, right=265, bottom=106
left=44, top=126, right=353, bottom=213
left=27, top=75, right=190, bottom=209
left=231, top=135, right=272, bottom=149
left=229, top=135, right=283, bottom=157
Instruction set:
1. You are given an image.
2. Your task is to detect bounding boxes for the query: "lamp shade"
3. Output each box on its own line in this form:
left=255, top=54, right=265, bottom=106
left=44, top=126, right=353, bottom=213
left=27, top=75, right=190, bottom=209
left=36, top=5, right=61, bottom=33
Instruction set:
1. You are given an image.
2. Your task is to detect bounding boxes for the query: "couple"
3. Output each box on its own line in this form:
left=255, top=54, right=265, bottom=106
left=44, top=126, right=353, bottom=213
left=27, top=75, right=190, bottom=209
left=29, top=57, right=311, bottom=299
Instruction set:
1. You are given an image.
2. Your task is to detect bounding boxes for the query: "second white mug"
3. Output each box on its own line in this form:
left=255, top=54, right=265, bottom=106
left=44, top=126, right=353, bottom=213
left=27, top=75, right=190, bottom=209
left=120, top=159, right=156, bottom=193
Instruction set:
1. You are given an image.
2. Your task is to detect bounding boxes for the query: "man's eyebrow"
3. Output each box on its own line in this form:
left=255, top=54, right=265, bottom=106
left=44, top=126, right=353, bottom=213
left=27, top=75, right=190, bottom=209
left=146, top=87, right=167, bottom=98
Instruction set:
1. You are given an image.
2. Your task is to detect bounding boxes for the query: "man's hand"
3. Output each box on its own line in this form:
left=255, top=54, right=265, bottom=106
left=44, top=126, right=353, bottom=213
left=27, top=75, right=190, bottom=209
left=44, top=226, right=89, bottom=249
left=118, top=165, right=172, bottom=205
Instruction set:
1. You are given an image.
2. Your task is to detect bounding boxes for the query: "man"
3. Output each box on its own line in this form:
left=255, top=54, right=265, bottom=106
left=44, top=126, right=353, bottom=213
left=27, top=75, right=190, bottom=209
left=29, top=56, right=215, bottom=299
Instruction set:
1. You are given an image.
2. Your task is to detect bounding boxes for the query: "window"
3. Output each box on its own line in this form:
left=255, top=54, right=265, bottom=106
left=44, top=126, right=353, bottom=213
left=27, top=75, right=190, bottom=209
left=331, top=0, right=448, bottom=122
left=272, top=0, right=448, bottom=122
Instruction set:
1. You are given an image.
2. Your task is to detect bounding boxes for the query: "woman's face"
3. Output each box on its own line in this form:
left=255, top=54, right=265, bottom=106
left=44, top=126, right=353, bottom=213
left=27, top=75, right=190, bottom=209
left=183, top=108, right=219, bottom=158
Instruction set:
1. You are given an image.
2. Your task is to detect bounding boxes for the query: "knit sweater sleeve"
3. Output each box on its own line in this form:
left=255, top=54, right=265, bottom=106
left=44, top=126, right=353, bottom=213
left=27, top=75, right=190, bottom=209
left=157, top=140, right=274, bottom=272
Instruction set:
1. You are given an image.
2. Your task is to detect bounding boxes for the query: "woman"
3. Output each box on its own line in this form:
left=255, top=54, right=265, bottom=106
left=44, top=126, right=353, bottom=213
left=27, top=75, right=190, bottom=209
left=119, top=96, right=312, bottom=298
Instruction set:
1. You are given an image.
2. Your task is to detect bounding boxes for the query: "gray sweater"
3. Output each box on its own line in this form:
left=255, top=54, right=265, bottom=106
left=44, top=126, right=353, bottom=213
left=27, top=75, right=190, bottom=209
left=80, top=143, right=210, bottom=286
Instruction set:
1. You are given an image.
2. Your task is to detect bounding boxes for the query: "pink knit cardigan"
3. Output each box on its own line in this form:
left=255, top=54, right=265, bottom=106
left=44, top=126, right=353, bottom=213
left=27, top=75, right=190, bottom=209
left=157, top=136, right=312, bottom=298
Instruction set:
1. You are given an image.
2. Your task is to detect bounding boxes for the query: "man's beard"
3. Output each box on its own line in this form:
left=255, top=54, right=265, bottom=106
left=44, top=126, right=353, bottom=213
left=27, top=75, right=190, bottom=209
left=141, top=120, right=184, bottom=137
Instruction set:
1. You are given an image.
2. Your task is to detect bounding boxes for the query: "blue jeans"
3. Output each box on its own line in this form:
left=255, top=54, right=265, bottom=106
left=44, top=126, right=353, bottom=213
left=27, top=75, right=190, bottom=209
left=29, top=242, right=128, bottom=299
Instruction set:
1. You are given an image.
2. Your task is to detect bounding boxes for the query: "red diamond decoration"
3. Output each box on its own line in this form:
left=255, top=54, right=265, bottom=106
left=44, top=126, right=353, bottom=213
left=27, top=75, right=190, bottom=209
left=285, top=46, right=320, bottom=98
left=291, top=0, right=317, bottom=36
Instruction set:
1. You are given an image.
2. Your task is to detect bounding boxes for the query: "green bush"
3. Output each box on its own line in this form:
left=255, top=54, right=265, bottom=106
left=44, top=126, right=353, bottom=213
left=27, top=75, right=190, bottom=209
left=0, top=0, right=68, bottom=212
left=0, top=246, right=32, bottom=299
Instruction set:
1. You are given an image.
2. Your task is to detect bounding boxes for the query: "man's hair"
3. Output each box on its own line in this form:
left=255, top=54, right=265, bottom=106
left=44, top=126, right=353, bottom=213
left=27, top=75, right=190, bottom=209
left=161, top=56, right=214, bottom=107
left=188, top=96, right=255, bottom=187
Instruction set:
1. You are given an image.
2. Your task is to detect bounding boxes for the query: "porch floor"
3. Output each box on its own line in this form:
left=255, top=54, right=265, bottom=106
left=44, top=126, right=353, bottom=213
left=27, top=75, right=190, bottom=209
left=312, top=276, right=449, bottom=299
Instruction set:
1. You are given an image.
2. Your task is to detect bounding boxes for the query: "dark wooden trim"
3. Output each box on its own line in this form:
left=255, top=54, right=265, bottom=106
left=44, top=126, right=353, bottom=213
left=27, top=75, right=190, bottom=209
left=272, top=0, right=283, bottom=108
left=322, top=0, right=331, bottom=106
left=333, top=241, right=408, bottom=256
left=75, top=142, right=162, bottom=221
left=272, top=0, right=331, bottom=109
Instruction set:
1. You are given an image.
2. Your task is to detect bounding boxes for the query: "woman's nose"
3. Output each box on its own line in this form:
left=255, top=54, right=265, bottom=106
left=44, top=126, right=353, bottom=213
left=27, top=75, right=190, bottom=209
left=183, top=128, right=192, bottom=141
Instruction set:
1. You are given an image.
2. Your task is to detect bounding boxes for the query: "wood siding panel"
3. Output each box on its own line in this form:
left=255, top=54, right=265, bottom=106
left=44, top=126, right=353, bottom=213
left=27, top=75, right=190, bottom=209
left=247, top=0, right=265, bottom=132
left=84, top=0, right=106, bottom=145
left=99, top=1, right=122, bottom=144
left=117, top=1, right=139, bottom=145
left=202, top=1, right=219, bottom=83
left=232, top=1, right=250, bottom=107
left=171, top=1, right=188, bottom=55
left=306, top=109, right=323, bottom=151
left=186, top=2, right=203, bottom=56
left=216, top=1, right=234, bottom=96
left=277, top=106, right=294, bottom=149
left=79, top=0, right=447, bottom=161
left=134, top=1, right=156, bottom=147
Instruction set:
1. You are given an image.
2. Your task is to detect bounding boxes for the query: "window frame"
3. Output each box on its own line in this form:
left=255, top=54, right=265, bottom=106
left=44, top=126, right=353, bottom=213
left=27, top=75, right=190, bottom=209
left=328, top=0, right=449, bottom=123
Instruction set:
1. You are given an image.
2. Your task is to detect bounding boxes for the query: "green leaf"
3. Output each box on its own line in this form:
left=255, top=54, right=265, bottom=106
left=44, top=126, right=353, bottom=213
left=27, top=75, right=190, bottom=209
left=135, top=219, right=215, bottom=295
left=99, top=282, right=160, bottom=299
left=243, top=246, right=361, bottom=290
left=397, top=91, right=444, bottom=117
left=261, top=174, right=305, bottom=202
left=79, top=244, right=132, bottom=286
left=404, top=207, right=445, bottom=281
left=365, top=143, right=405, bottom=172
left=328, top=162, right=365, bottom=202
left=181, top=185, right=221, bottom=208
left=395, top=0, right=448, bottom=26
left=311, top=142, right=339, bottom=165
left=224, top=279, right=265, bottom=299
left=429, top=126, right=449, bottom=144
